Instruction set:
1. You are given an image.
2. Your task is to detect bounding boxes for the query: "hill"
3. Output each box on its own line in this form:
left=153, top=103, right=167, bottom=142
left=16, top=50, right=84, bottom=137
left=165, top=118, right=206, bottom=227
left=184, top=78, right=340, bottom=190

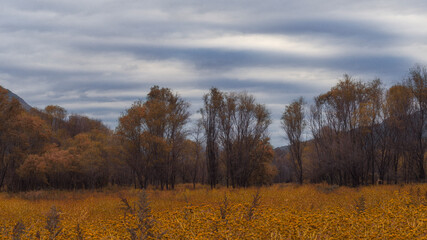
left=4, top=87, right=32, bottom=111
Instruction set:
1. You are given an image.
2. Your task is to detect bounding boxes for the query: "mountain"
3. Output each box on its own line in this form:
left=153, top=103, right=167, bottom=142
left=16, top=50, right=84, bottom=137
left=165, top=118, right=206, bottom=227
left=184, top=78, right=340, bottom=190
left=274, top=145, right=289, bottom=152
left=6, top=88, right=32, bottom=111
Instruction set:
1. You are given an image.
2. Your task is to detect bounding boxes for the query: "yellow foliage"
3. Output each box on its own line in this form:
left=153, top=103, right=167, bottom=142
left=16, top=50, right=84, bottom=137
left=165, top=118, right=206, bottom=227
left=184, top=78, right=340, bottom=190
left=0, top=184, right=426, bottom=239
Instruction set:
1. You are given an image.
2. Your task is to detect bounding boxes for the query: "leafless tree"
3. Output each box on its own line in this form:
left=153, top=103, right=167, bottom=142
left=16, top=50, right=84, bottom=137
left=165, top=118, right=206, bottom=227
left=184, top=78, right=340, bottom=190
left=282, top=97, right=306, bottom=184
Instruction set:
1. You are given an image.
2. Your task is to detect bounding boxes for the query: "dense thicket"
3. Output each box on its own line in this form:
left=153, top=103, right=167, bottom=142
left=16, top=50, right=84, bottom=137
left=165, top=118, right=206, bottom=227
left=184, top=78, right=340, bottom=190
left=0, top=87, right=130, bottom=191
left=0, top=65, right=425, bottom=191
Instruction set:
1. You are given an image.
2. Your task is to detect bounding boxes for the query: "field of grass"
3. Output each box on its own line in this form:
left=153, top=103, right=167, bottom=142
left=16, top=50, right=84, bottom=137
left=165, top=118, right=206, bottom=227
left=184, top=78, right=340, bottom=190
left=0, top=184, right=426, bottom=239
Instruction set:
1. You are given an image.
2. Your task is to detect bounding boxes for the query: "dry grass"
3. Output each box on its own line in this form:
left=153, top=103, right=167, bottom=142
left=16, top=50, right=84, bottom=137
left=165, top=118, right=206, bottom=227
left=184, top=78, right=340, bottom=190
left=0, top=184, right=426, bottom=239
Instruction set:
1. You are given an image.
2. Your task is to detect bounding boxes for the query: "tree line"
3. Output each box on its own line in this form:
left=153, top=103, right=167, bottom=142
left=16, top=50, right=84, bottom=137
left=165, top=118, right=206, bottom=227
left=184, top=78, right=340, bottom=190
left=0, top=65, right=425, bottom=191
left=0, top=85, right=275, bottom=191
left=280, top=65, right=426, bottom=186
left=116, top=86, right=275, bottom=190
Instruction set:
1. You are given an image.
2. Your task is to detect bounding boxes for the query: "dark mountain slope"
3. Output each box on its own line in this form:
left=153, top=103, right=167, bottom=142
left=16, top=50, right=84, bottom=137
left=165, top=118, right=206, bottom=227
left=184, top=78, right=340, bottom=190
left=4, top=87, right=32, bottom=111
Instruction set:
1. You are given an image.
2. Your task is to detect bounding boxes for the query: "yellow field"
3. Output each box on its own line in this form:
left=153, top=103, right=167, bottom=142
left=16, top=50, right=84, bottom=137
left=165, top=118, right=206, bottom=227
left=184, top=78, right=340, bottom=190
left=0, top=184, right=426, bottom=239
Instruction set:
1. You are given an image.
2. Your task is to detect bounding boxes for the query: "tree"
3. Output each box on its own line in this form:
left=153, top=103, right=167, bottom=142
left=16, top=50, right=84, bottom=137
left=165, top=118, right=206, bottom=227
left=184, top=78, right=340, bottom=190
left=117, top=86, right=190, bottom=189
left=66, top=130, right=113, bottom=189
left=381, top=85, right=412, bottom=183
left=310, top=75, right=373, bottom=186
left=66, top=114, right=109, bottom=137
left=361, top=79, right=383, bottom=184
left=0, top=87, right=23, bottom=189
left=144, top=86, right=190, bottom=189
left=200, top=89, right=275, bottom=187
left=218, top=93, right=237, bottom=187
left=249, top=138, right=276, bottom=185
left=281, top=97, right=306, bottom=184
left=233, top=92, right=272, bottom=187
left=44, top=105, right=67, bottom=131
left=406, top=65, right=426, bottom=181
left=0, top=87, right=52, bottom=191
left=200, top=88, right=223, bottom=189
left=180, top=137, right=205, bottom=189
left=18, top=146, right=74, bottom=190
left=116, top=100, right=147, bottom=188
left=186, top=120, right=206, bottom=188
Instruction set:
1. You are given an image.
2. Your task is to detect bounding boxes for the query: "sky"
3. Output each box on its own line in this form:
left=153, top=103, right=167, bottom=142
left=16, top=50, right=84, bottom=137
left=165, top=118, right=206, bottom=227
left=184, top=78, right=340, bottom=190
left=1, top=0, right=427, bottom=147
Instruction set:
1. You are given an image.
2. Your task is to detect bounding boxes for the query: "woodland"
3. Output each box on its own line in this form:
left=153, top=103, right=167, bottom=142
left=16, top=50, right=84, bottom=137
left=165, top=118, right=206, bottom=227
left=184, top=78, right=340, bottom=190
left=0, top=65, right=426, bottom=191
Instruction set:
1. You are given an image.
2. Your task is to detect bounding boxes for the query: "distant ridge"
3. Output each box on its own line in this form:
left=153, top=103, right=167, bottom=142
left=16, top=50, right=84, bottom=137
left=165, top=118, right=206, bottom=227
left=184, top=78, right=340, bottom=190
left=5, top=88, right=32, bottom=111
left=274, top=145, right=289, bottom=152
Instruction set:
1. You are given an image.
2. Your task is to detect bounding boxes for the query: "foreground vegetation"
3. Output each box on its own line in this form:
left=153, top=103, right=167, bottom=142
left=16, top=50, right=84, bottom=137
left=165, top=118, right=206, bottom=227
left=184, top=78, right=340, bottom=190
left=0, top=184, right=426, bottom=239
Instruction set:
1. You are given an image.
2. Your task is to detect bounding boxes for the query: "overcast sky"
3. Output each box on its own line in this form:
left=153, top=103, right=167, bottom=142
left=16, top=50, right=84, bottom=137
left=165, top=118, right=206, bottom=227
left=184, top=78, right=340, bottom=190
left=1, top=0, right=427, bottom=147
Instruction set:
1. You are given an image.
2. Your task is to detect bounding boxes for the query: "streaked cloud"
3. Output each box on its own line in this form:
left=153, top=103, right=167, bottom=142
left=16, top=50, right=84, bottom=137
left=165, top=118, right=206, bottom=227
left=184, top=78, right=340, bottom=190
left=1, top=0, right=426, bottom=146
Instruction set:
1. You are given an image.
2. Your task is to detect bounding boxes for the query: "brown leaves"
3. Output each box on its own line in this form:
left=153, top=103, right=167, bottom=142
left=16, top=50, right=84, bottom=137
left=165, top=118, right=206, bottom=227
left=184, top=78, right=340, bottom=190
left=116, top=86, right=190, bottom=189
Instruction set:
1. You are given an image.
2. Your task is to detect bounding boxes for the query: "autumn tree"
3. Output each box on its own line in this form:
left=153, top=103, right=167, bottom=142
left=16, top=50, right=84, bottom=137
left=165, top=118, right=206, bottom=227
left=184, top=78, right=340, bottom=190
left=248, top=138, right=276, bottom=186
left=310, top=75, right=373, bottom=186
left=18, top=146, right=74, bottom=189
left=201, top=89, right=274, bottom=187
left=183, top=120, right=206, bottom=188
left=16, top=111, right=121, bottom=190
left=382, top=84, right=413, bottom=183
left=0, top=87, right=23, bottom=189
left=232, top=92, right=273, bottom=187
left=218, top=92, right=237, bottom=187
left=65, top=130, right=114, bottom=188
left=44, top=105, right=67, bottom=132
left=117, top=100, right=148, bottom=188
left=180, top=137, right=205, bottom=189
left=0, top=87, right=52, bottom=191
left=361, top=79, right=384, bottom=184
left=307, top=68, right=426, bottom=186
left=200, top=88, right=223, bottom=188
left=406, top=65, right=426, bottom=181
left=146, top=86, right=190, bottom=189
left=0, top=85, right=126, bottom=191
left=0, top=88, right=22, bottom=188
left=117, top=86, right=190, bottom=189
left=281, top=97, right=306, bottom=184
left=66, top=114, right=109, bottom=137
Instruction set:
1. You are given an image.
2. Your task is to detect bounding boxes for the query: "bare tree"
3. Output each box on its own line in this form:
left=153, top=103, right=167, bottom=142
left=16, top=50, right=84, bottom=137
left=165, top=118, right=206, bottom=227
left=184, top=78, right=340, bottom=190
left=310, top=75, right=371, bottom=186
left=362, top=79, right=384, bottom=184
left=183, top=120, right=205, bottom=189
left=382, top=84, right=412, bottom=183
left=406, top=65, right=426, bottom=181
left=200, top=88, right=222, bottom=189
left=233, top=92, right=272, bottom=187
left=218, top=93, right=237, bottom=188
left=282, top=97, right=306, bottom=184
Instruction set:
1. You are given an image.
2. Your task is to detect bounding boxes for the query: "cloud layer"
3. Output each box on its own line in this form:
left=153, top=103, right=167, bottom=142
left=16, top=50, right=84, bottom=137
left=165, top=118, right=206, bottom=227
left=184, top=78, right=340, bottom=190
left=1, top=0, right=426, bottom=146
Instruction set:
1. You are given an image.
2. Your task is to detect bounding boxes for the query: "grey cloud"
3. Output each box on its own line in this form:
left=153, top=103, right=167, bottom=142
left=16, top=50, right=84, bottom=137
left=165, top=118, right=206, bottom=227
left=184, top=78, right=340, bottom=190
left=193, top=78, right=318, bottom=95
left=79, top=42, right=413, bottom=82
left=245, top=19, right=396, bottom=46
left=1, top=0, right=427, bottom=147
